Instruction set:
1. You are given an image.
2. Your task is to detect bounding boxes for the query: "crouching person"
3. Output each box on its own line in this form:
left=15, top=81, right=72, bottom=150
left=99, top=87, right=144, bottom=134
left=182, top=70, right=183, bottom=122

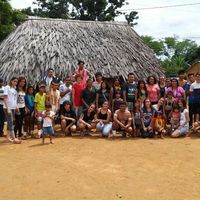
left=42, top=104, right=55, bottom=144
left=61, top=101, right=76, bottom=136
left=79, top=104, right=96, bottom=136
left=95, top=101, right=112, bottom=137
left=112, top=101, right=132, bottom=137
left=171, top=99, right=189, bottom=138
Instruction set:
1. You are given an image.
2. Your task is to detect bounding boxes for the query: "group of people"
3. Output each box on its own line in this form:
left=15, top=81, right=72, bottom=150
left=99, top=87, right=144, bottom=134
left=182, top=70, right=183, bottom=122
left=0, top=60, right=200, bottom=144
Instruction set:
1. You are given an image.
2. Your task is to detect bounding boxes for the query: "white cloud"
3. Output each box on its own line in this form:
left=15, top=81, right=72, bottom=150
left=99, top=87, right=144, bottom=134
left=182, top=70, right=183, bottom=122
left=10, top=0, right=34, bottom=9
left=120, top=0, right=200, bottom=44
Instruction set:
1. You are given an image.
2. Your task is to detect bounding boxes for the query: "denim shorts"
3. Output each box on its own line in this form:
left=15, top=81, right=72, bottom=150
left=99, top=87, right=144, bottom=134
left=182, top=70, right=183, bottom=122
left=42, top=126, right=54, bottom=135
left=179, top=126, right=189, bottom=135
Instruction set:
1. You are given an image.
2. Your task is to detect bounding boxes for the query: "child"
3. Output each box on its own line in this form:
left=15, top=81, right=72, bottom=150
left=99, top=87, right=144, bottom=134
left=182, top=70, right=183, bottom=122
left=112, top=90, right=123, bottom=113
left=133, top=100, right=142, bottom=137
left=24, top=85, right=35, bottom=137
left=153, top=111, right=166, bottom=139
left=164, top=90, right=174, bottom=124
left=170, top=106, right=180, bottom=132
left=42, top=104, right=55, bottom=144
left=34, top=83, right=46, bottom=138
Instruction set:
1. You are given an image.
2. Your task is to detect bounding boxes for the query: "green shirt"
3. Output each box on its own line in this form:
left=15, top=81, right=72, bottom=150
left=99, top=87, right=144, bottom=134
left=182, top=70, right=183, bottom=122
left=34, top=92, right=46, bottom=112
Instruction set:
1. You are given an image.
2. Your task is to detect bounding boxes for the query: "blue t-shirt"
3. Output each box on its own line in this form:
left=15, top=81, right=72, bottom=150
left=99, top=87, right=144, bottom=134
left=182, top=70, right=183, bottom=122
left=25, top=94, right=35, bottom=113
left=185, top=82, right=194, bottom=104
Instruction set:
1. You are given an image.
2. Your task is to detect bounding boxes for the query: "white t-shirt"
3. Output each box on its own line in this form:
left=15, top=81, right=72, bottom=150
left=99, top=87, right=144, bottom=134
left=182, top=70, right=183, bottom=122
left=3, top=85, right=18, bottom=109
left=0, top=86, right=5, bottom=106
left=45, top=76, right=53, bottom=92
left=17, top=91, right=26, bottom=108
left=42, top=110, right=55, bottom=127
left=59, top=84, right=72, bottom=104
left=180, top=108, right=189, bottom=127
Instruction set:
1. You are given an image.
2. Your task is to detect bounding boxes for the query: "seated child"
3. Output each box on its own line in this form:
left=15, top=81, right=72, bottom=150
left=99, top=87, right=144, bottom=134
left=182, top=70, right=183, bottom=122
left=170, top=106, right=180, bottom=132
left=153, top=111, right=166, bottom=139
left=42, top=104, right=55, bottom=144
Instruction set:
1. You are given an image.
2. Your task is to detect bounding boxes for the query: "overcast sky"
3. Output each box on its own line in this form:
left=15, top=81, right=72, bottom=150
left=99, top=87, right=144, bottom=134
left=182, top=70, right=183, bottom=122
left=10, top=0, right=200, bottom=44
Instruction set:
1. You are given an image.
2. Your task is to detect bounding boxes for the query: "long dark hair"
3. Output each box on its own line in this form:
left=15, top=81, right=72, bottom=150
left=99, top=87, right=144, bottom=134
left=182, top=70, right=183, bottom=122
left=17, top=77, right=26, bottom=92
left=137, top=79, right=147, bottom=97
left=9, top=77, right=18, bottom=87
left=146, top=75, right=157, bottom=84
left=100, top=81, right=110, bottom=92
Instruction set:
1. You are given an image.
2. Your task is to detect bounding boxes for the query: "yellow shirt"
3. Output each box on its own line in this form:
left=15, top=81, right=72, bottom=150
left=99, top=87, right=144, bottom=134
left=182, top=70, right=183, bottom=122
left=34, top=93, right=46, bottom=112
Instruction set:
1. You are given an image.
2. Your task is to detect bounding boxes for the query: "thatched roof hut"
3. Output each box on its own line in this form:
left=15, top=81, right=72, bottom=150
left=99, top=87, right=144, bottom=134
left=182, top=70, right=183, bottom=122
left=187, top=61, right=200, bottom=75
left=0, top=17, right=164, bottom=83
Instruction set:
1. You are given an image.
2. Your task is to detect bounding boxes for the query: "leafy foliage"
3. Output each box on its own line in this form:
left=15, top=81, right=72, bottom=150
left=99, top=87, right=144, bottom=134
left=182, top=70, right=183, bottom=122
left=32, top=0, right=138, bottom=23
left=141, top=35, right=200, bottom=76
left=0, top=0, right=26, bottom=41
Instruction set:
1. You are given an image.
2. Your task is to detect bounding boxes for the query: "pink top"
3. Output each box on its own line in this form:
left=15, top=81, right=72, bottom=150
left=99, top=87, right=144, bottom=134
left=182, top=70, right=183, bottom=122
left=146, top=84, right=160, bottom=103
left=166, top=86, right=184, bottom=101
left=73, top=82, right=84, bottom=107
left=75, top=68, right=87, bottom=87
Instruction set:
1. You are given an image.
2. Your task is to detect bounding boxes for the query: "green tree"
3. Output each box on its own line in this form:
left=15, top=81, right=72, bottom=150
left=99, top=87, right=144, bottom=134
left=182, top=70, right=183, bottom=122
left=141, top=35, right=200, bottom=76
left=141, top=35, right=164, bottom=56
left=125, top=11, right=138, bottom=27
left=34, top=0, right=69, bottom=18
left=33, top=0, right=139, bottom=23
left=0, top=0, right=14, bottom=41
left=0, top=0, right=26, bottom=41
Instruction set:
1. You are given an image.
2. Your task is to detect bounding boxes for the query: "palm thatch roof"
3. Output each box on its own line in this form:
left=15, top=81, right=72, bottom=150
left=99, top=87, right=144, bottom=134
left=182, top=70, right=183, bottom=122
left=0, top=17, right=164, bottom=83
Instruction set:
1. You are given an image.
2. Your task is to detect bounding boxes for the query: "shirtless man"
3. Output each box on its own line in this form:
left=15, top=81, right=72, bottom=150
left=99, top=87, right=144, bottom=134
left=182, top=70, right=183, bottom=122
left=112, top=101, right=133, bottom=137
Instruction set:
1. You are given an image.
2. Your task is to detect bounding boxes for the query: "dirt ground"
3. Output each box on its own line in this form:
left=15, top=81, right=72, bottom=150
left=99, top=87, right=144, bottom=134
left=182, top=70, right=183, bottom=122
left=0, top=132, right=200, bottom=200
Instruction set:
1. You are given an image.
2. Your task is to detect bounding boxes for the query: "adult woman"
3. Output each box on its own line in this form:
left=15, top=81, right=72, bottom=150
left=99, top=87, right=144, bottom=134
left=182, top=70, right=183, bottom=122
left=24, top=85, right=35, bottom=137
left=14, top=77, right=27, bottom=138
left=3, top=77, right=21, bottom=143
left=135, top=80, right=148, bottom=105
left=141, top=98, right=155, bottom=138
left=171, top=99, right=189, bottom=137
left=166, top=78, right=186, bottom=102
left=72, top=74, right=84, bottom=118
left=96, top=81, right=110, bottom=110
left=153, top=98, right=164, bottom=113
left=95, top=101, right=112, bottom=137
left=146, top=76, right=160, bottom=105
left=159, top=76, right=166, bottom=98
left=79, top=104, right=96, bottom=135
left=61, top=101, right=77, bottom=136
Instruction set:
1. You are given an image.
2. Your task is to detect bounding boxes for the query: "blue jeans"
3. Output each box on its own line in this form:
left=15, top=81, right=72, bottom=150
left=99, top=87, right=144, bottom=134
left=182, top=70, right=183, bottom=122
left=96, top=122, right=112, bottom=137
left=4, top=109, right=15, bottom=131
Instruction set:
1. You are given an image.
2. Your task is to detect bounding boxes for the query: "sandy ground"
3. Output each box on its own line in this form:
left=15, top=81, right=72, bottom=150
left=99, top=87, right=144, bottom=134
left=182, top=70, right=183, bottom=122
left=0, top=132, right=200, bottom=200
